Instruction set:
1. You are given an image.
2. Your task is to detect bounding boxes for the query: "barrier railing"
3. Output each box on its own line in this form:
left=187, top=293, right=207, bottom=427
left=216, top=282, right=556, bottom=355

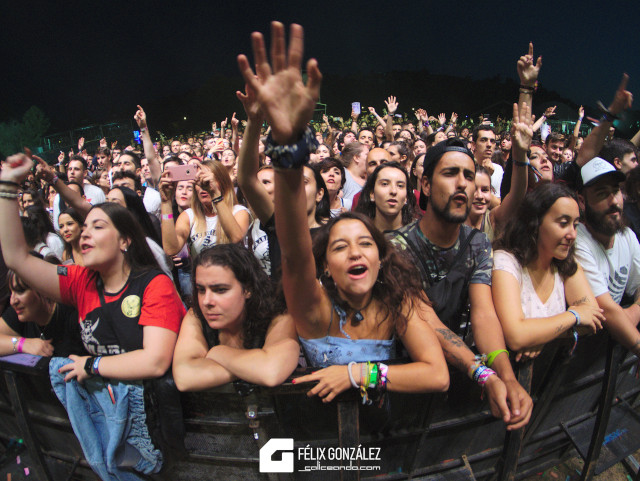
left=1, top=331, right=639, bottom=481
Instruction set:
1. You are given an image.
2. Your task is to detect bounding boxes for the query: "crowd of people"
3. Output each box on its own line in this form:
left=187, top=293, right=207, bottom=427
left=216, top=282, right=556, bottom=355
left=0, top=22, right=639, bottom=479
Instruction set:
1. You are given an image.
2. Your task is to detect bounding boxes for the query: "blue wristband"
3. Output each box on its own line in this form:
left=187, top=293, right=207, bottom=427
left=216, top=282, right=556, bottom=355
left=92, top=356, right=102, bottom=376
left=568, top=309, right=581, bottom=326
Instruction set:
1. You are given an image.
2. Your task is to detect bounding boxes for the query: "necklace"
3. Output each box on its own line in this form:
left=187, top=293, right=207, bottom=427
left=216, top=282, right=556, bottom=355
left=36, top=304, right=57, bottom=340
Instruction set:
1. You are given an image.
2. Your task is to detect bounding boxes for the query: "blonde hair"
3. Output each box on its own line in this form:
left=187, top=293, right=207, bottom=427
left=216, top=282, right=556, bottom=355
left=191, top=160, right=238, bottom=245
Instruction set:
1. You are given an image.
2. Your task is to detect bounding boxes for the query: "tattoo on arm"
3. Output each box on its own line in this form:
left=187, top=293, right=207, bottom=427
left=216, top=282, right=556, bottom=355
left=555, top=324, right=565, bottom=334
left=572, top=296, right=588, bottom=306
left=435, top=328, right=466, bottom=348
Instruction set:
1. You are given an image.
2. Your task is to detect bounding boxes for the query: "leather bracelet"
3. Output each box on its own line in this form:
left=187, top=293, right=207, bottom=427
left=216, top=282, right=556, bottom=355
left=519, top=84, right=535, bottom=91
left=264, top=126, right=318, bottom=169
left=0, top=180, right=20, bottom=188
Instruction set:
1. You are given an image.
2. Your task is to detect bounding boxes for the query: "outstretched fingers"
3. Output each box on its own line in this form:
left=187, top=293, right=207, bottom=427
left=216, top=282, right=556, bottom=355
left=237, top=55, right=261, bottom=93
left=287, top=23, right=304, bottom=71
left=306, top=58, right=322, bottom=101
left=618, top=73, right=629, bottom=92
left=251, top=31, right=271, bottom=81
left=270, top=21, right=286, bottom=73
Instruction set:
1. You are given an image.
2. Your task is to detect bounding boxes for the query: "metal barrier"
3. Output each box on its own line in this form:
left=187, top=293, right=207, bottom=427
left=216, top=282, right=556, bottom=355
left=1, top=331, right=639, bottom=481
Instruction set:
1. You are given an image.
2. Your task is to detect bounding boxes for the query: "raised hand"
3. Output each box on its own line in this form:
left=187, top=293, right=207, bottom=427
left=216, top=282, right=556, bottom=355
left=158, top=171, right=176, bottom=203
left=437, top=113, right=446, bottom=126
left=322, top=114, right=329, bottom=124
left=2, top=153, right=35, bottom=183
left=99, top=138, right=107, bottom=148
left=544, top=106, right=556, bottom=118
left=450, top=112, right=458, bottom=124
left=111, top=140, right=118, bottom=150
left=197, top=169, right=221, bottom=198
left=512, top=102, right=534, bottom=154
left=237, top=22, right=322, bottom=144
left=134, top=105, right=147, bottom=129
left=368, top=106, right=377, bottom=115
left=57, top=151, right=65, bottom=164
left=609, top=73, right=633, bottom=116
left=517, top=42, right=542, bottom=87
left=77, top=137, right=85, bottom=151
left=34, top=155, right=57, bottom=183
left=578, top=105, right=584, bottom=119
left=385, top=95, right=398, bottom=115
left=415, top=108, right=428, bottom=122
left=236, top=83, right=264, bottom=121
left=230, top=112, right=239, bottom=129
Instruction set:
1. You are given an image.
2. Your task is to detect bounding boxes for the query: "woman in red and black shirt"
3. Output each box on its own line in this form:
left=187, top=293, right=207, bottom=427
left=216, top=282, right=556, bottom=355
left=0, top=153, right=185, bottom=382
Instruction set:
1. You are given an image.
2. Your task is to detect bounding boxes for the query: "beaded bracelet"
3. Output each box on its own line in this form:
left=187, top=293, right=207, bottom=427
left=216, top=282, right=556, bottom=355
left=0, top=192, right=19, bottom=200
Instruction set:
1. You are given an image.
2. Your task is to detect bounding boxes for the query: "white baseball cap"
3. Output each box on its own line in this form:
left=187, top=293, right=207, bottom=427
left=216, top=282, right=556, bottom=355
left=580, top=157, right=626, bottom=188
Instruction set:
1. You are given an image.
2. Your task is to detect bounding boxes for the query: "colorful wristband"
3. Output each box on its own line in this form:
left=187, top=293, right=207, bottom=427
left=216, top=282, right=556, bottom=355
left=568, top=309, right=581, bottom=326
left=161, top=213, right=173, bottom=221
left=486, top=349, right=509, bottom=368
left=16, top=337, right=25, bottom=353
left=92, top=356, right=102, bottom=376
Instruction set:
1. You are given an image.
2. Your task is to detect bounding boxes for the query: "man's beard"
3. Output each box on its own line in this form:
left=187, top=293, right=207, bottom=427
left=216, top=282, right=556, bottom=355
left=584, top=203, right=624, bottom=237
left=431, top=193, right=471, bottom=224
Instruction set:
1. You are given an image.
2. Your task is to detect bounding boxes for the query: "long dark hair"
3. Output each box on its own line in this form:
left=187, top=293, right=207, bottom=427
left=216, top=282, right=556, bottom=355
left=355, top=162, right=416, bottom=226
left=58, top=207, right=84, bottom=261
left=110, top=186, right=161, bottom=244
left=305, top=165, right=330, bottom=224
left=191, top=244, right=281, bottom=349
left=89, top=203, right=159, bottom=273
left=494, top=183, right=578, bottom=278
left=312, top=212, right=428, bottom=335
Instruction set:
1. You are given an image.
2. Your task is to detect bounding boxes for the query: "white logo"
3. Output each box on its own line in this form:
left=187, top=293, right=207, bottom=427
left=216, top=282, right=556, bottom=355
left=259, top=438, right=294, bottom=473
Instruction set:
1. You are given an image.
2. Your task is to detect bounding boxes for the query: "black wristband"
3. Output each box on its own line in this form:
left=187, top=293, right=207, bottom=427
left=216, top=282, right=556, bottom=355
left=84, top=357, right=95, bottom=376
left=0, top=180, right=20, bottom=188
left=264, top=126, right=319, bottom=169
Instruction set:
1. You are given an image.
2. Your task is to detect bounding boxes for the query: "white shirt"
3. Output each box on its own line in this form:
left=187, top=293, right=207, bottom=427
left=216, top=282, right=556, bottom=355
left=143, top=187, right=162, bottom=220
left=53, top=184, right=106, bottom=231
left=575, top=223, right=640, bottom=304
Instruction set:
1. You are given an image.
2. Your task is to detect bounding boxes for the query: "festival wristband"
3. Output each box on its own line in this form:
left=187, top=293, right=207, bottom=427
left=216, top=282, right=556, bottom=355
left=568, top=309, right=581, bottom=326
left=161, top=213, right=173, bottom=221
left=92, top=356, right=102, bottom=376
left=486, top=349, right=509, bottom=368
left=347, top=362, right=359, bottom=388
left=16, top=337, right=25, bottom=353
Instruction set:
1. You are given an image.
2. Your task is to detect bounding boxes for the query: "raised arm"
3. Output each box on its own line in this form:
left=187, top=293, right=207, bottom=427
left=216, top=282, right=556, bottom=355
left=134, top=105, right=161, bottom=187
left=532, top=106, right=555, bottom=132
left=567, top=106, right=584, bottom=152
left=159, top=172, right=190, bottom=255
left=0, top=154, right=61, bottom=302
left=237, top=22, right=325, bottom=329
left=384, top=96, right=397, bottom=140
left=491, top=102, right=532, bottom=229
left=35, top=157, right=91, bottom=217
left=236, top=83, right=274, bottom=223
left=516, top=42, right=541, bottom=115
left=576, top=74, right=633, bottom=167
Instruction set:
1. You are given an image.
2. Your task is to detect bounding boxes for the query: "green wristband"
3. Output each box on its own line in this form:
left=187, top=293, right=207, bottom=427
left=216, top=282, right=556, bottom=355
left=486, top=349, right=509, bottom=368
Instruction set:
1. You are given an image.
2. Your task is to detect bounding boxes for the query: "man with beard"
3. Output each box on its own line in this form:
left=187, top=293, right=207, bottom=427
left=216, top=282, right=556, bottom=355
left=390, top=139, right=533, bottom=431
left=575, top=157, right=640, bottom=353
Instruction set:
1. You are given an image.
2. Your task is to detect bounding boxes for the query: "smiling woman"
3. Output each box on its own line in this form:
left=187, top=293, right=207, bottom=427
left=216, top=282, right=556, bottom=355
left=492, top=183, right=605, bottom=361
left=0, top=153, right=186, bottom=478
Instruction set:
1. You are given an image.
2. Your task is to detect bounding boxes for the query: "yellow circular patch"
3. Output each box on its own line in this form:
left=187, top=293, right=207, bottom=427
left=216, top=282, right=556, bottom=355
left=121, top=295, right=141, bottom=318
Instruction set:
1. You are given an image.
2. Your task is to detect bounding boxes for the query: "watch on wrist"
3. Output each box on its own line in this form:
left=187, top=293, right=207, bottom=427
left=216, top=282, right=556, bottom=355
left=84, top=357, right=96, bottom=376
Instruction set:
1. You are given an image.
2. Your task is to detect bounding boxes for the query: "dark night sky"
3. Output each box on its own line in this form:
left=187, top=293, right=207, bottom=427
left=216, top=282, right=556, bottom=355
left=2, top=0, right=639, bottom=133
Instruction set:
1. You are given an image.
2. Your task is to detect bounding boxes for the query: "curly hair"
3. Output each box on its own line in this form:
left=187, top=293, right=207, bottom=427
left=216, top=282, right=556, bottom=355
left=312, top=212, right=429, bottom=336
left=355, top=162, right=417, bottom=227
left=191, top=244, right=282, bottom=349
left=493, top=183, right=578, bottom=278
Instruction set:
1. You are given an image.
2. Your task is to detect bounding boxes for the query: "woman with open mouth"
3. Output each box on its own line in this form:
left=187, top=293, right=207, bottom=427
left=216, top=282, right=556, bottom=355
left=237, top=22, right=449, bottom=404
left=0, top=152, right=186, bottom=479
